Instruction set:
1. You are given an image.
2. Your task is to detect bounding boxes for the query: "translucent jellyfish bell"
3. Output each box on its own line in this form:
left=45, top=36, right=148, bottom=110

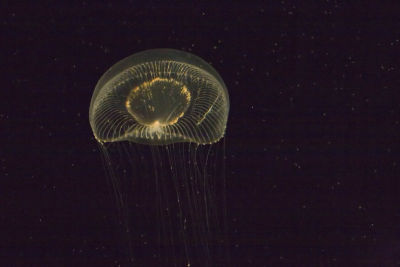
left=89, top=49, right=229, bottom=145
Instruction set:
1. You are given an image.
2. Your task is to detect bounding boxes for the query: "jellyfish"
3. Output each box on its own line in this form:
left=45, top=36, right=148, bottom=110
left=89, top=49, right=229, bottom=266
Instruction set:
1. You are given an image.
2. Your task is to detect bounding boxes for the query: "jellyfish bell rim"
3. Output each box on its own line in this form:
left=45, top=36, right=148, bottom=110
left=89, top=48, right=229, bottom=145
left=94, top=127, right=226, bottom=146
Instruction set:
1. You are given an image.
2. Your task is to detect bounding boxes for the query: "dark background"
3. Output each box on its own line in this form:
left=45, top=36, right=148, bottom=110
left=2, top=1, right=400, bottom=266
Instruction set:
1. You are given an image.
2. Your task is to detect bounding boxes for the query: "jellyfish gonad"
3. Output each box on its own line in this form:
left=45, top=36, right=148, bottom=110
left=89, top=49, right=229, bottom=266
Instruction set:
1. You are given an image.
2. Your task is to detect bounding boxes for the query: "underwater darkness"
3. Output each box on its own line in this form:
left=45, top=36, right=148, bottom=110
left=3, top=1, right=400, bottom=266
